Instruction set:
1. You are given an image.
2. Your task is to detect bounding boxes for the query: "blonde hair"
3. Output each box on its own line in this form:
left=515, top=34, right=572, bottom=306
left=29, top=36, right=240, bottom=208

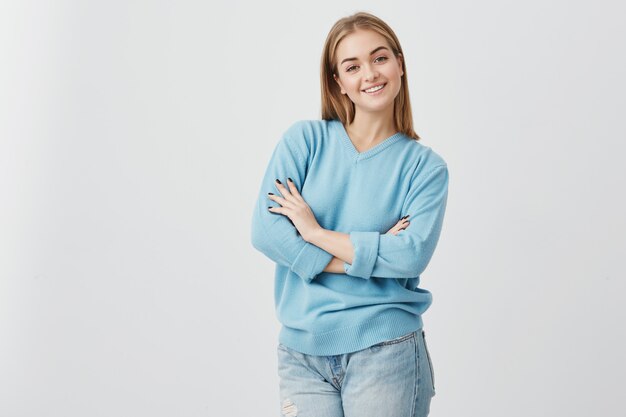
left=320, top=11, right=420, bottom=140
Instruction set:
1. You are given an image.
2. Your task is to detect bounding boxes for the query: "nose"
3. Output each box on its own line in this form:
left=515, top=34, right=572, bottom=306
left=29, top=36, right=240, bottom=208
left=364, top=64, right=379, bottom=82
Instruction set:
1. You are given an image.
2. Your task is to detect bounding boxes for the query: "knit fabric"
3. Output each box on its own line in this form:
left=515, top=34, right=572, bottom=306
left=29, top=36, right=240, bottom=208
left=251, top=119, right=449, bottom=355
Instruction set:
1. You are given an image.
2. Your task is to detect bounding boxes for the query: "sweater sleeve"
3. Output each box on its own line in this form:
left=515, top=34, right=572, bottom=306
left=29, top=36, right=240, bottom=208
left=343, top=164, right=449, bottom=279
left=250, top=133, right=334, bottom=284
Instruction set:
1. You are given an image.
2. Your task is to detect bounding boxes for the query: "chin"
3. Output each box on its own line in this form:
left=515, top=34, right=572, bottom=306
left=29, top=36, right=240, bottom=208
left=356, top=102, right=395, bottom=114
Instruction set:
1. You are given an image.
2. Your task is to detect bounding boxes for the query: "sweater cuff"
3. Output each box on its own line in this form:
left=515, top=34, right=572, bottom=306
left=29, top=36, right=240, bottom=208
left=344, top=231, right=380, bottom=279
left=291, top=242, right=334, bottom=283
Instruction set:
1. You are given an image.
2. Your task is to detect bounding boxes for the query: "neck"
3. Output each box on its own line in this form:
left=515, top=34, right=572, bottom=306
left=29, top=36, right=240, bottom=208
left=345, top=107, right=397, bottom=146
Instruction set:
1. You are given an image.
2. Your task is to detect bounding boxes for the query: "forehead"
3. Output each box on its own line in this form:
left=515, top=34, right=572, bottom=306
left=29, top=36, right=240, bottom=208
left=335, top=29, right=390, bottom=63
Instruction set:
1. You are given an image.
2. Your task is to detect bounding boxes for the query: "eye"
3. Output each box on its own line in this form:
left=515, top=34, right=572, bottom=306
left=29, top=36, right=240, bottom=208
left=346, top=56, right=389, bottom=72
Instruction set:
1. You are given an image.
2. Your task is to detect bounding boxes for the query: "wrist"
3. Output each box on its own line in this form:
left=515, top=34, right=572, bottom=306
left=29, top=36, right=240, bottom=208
left=303, top=226, right=325, bottom=244
left=325, top=256, right=346, bottom=274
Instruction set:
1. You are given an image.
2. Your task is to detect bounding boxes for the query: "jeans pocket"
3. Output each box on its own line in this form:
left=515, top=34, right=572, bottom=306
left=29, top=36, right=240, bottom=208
left=422, top=330, right=435, bottom=392
left=369, top=330, right=416, bottom=348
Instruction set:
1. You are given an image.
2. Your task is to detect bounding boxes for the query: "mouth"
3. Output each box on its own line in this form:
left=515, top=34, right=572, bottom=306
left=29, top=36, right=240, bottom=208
left=362, top=83, right=387, bottom=94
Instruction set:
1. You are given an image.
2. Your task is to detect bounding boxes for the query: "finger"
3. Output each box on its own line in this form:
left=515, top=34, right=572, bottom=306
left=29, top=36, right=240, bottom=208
left=286, top=177, right=303, bottom=199
left=267, top=205, right=284, bottom=215
left=274, top=179, right=293, bottom=198
left=267, top=205, right=295, bottom=218
left=267, top=193, right=295, bottom=209
left=268, top=206, right=298, bottom=233
left=394, top=222, right=410, bottom=233
left=395, top=219, right=408, bottom=227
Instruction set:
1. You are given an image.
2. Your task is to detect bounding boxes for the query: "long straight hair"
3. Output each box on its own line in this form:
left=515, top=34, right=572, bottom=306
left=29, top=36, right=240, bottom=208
left=320, top=11, right=420, bottom=140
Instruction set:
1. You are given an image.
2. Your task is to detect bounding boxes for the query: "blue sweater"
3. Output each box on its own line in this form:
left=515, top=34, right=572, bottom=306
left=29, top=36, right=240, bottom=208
left=251, top=119, right=449, bottom=356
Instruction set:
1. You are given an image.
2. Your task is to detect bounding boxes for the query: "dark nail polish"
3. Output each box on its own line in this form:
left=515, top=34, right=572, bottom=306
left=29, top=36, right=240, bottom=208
left=288, top=177, right=293, bottom=182
left=275, top=179, right=282, bottom=184
left=268, top=192, right=274, bottom=195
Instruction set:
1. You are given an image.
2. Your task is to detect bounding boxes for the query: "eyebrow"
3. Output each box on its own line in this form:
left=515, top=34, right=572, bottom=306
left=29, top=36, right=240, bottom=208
left=340, top=46, right=390, bottom=65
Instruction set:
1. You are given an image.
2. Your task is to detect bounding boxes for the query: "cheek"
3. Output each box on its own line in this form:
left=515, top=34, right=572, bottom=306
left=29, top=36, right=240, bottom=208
left=337, top=78, right=358, bottom=94
left=346, top=80, right=361, bottom=92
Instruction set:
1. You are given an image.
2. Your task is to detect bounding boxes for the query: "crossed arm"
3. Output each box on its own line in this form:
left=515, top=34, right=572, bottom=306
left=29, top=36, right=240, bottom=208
left=251, top=133, right=448, bottom=282
left=266, top=177, right=410, bottom=275
left=310, top=222, right=410, bottom=273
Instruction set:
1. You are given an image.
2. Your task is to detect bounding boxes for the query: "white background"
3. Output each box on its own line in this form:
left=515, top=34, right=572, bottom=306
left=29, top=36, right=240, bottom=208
left=1, top=1, right=625, bottom=416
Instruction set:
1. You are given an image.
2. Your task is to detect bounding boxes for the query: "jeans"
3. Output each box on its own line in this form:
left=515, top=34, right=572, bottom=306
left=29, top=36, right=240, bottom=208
left=277, top=329, right=436, bottom=417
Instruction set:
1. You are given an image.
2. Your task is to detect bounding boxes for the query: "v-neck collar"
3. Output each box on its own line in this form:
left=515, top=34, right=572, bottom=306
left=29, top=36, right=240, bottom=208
left=332, top=119, right=405, bottom=161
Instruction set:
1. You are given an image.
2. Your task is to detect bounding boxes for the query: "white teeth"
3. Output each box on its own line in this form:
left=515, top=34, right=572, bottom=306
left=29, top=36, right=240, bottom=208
left=364, top=84, right=385, bottom=93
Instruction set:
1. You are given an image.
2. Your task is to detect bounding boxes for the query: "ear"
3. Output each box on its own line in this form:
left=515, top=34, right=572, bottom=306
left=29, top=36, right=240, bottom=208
left=396, top=53, right=404, bottom=77
left=333, top=73, right=346, bottom=95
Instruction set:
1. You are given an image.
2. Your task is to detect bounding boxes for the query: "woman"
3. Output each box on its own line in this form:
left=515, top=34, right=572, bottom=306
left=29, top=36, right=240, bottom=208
left=251, top=11, right=448, bottom=417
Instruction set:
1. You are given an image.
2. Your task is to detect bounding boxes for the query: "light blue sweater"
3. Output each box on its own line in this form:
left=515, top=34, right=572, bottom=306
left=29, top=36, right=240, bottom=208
left=251, top=119, right=449, bottom=355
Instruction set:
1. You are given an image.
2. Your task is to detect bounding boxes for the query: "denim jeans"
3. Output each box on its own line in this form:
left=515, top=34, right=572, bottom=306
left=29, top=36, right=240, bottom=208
left=277, top=329, right=436, bottom=417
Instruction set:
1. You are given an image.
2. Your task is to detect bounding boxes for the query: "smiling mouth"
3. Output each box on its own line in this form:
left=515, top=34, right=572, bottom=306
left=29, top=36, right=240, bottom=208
left=362, top=83, right=387, bottom=94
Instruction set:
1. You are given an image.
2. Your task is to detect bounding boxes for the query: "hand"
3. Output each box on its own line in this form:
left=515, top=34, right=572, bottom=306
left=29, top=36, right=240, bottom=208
left=385, top=215, right=410, bottom=235
left=267, top=178, right=323, bottom=242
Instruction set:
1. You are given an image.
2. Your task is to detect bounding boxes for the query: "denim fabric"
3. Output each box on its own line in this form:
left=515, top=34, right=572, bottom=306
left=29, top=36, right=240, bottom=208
left=277, top=329, right=436, bottom=417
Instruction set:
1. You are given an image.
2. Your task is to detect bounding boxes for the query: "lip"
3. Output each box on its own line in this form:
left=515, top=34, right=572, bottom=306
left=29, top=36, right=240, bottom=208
left=362, top=82, right=387, bottom=93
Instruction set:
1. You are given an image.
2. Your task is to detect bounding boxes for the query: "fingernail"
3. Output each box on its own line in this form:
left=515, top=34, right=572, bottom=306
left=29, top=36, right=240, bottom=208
left=268, top=192, right=274, bottom=195
left=275, top=179, right=282, bottom=185
left=401, top=215, right=408, bottom=220
left=288, top=177, right=293, bottom=183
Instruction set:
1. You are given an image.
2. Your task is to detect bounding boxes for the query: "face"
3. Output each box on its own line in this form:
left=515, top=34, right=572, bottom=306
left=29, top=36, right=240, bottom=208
left=333, top=29, right=404, bottom=115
